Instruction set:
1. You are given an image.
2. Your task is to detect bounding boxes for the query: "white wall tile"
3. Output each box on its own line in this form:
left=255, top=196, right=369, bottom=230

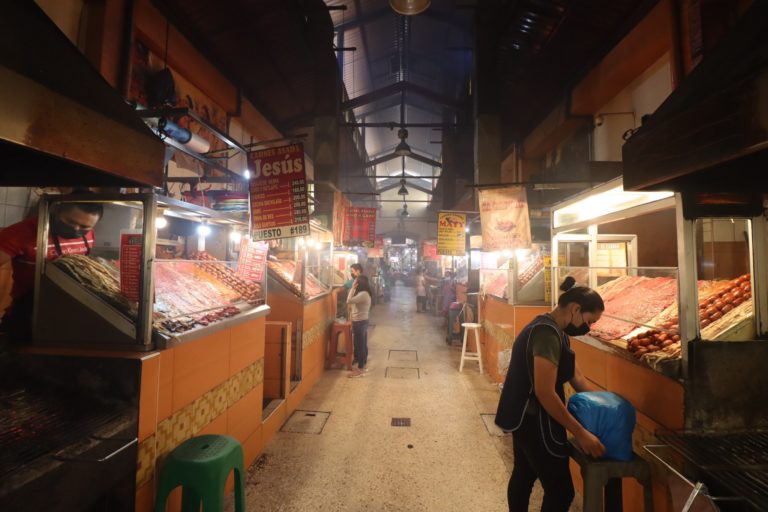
left=0, top=205, right=6, bottom=227
left=6, top=187, right=31, bottom=207
left=0, top=187, right=8, bottom=205
left=4, top=205, right=27, bottom=225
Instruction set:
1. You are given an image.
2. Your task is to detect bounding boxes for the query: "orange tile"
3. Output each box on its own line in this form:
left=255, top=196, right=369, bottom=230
left=262, top=400, right=286, bottom=447
left=198, top=411, right=228, bottom=437
left=227, top=385, right=263, bottom=445
left=135, top=479, right=154, bottom=512
left=571, top=338, right=607, bottom=389
left=172, top=330, right=230, bottom=413
left=138, top=354, right=160, bottom=442
left=243, top=425, right=264, bottom=468
left=157, top=349, right=174, bottom=421
left=513, top=306, right=549, bottom=336
left=607, top=356, right=684, bottom=429
left=230, top=317, right=265, bottom=376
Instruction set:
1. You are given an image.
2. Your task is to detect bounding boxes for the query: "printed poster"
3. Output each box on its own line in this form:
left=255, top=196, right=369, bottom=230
left=437, top=212, right=466, bottom=256
left=236, top=239, right=268, bottom=282
left=342, top=206, right=377, bottom=247
left=422, top=238, right=438, bottom=260
left=478, top=187, right=531, bottom=252
left=248, top=143, right=309, bottom=241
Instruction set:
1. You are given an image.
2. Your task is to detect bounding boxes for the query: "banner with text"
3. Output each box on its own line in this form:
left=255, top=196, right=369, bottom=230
left=437, top=212, right=466, bottom=256
left=343, top=206, right=377, bottom=247
left=478, top=187, right=531, bottom=251
left=236, top=239, right=269, bottom=282
left=333, top=191, right=352, bottom=244
left=248, top=143, right=309, bottom=241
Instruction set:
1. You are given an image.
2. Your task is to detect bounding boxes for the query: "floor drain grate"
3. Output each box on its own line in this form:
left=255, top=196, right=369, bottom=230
left=388, top=349, right=418, bottom=362
left=391, top=417, right=411, bottom=427
left=385, top=367, right=420, bottom=379
left=281, top=410, right=331, bottom=434
left=480, top=413, right=510, bottom=437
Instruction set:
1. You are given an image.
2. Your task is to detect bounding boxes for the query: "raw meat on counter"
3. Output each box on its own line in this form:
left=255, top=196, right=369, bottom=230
left=626, top=274, right=752, bottom=362
left=483, top=271, right=508, bottom=298
left=518, top=255, right=543, bottom=288
left=589, top=277, right=678, bottom=342
left=267, top=258, right=328, bottom=299
left=192, top=251, right=263, bottom=304
left=53, top=254, right=137, bottom=318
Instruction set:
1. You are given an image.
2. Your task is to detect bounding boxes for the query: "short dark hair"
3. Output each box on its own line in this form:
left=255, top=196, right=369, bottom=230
left=557, top=276, right=604, bottom=313
left=354, top=275, right=372, bottom=296
left=59, top=202, right=104, bottom=219
left=350, top=263, right=363, bottom=273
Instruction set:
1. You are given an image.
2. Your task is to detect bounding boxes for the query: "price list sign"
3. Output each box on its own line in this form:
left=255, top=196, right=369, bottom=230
left=342, top=206, right=377, bottom=247
left=236, top=239, right=268, bottom=282
left=119, top=231, right=143, bottom=302
left=248, top=143, right=310, bottom=241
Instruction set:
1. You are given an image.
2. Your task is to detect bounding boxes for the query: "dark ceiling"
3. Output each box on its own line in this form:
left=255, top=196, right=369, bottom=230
left=152, top=0, right=661, bottom=187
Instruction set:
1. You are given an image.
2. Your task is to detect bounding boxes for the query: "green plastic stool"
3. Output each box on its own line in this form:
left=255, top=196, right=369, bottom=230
left=154, top=435, right=246, bottom=512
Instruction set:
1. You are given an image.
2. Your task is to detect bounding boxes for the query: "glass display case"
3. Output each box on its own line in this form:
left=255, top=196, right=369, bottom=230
left=266, top=222, right=333, bottom=302
left=33, top=193, right=268, bottom=350
left=479, top=243, right=549, bottom=304
left=551, top=177, right=766, bottom=375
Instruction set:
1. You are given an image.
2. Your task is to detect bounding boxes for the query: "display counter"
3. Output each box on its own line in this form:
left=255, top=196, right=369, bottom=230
left=15, top=304, right=271, bottom=512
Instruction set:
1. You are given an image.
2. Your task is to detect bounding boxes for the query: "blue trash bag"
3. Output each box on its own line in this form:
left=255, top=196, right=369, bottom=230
left=567, top=391, right=636, bottom=461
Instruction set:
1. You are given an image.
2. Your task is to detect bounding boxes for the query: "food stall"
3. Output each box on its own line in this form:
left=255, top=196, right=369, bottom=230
left=549, top=184, right=766, bottom=509
left=478, top=243, right=550, bottom=382
left=265, top=222, right=337, bottom=411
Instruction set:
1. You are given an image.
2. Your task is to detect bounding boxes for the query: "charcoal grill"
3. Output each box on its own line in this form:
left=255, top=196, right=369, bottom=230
left=0, top=353, right=139, bottom=512
left=648, top=430, right=768, bottom=511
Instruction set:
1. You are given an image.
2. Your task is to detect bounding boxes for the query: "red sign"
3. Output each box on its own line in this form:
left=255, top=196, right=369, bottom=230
left=236, top=239, right=268, bottom=282
left=248, top=143, right=309, bottom=241
left=422, top=238, right=438, bottom=260
left=342, top=206, right=377, bottom=247
left=119, top=232, right=142, bottom=302
left=368, top=236, right=384, bottom=258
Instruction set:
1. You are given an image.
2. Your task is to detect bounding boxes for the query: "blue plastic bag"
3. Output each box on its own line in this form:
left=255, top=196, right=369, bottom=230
left=567, top=391, right=636, bottom=461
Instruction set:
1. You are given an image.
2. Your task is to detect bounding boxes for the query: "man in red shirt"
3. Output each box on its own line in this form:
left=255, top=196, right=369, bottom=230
left=0, top=201, right=103, bottom=339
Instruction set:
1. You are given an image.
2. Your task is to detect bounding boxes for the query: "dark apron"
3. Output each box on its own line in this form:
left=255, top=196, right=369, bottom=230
left=495, top=314, right=576, bottom=458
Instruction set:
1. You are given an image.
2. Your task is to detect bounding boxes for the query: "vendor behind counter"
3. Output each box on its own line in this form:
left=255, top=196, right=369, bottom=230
left=0, top=201, right=104, bottom=340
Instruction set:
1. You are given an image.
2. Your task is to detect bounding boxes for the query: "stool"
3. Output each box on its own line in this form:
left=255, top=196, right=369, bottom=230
left=155, top=435, right=246, bottom=512
left=569, top=440, right=653, bottom=512
left=459, top=323, right=483, bottom=373
left=327, top=322, right=353, bottom=370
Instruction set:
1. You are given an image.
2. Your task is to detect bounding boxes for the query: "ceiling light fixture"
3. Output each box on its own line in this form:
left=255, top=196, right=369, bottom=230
left=390, top=0, right=431, bottom=15
left=397, top=178, right=409, bottom=196
left=401, top=203, right=409, bottom=218
left=394, top=128, right=411, bottom=156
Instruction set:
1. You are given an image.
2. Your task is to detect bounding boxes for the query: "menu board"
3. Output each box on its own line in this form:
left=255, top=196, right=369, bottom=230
left=479, top=187, right=531, bottom=252
left=342, top=206, right=377, bottom=247
left=236, top=239, right=268, bottom=282
left=119, top=231, right=142, bottom=302
left=248, top=143, right=309, bottom=241
left=437, top=212, right=466, bottom=256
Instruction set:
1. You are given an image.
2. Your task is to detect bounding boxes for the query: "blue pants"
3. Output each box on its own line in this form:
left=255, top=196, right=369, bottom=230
left=352, top=320, right=369, bottom=369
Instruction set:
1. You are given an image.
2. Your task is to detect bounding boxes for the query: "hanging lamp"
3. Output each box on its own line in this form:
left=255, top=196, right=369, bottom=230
left=390, top=0, right=431, bottom=16
left=394, top=128, right=411, bottom=156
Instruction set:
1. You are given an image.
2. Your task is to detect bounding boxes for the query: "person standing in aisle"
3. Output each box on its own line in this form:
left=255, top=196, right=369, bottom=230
left=346, top=275, right=372, bottom=378
left=415, top=269, right=427, bottom=312
left=495, top=276, right=606, bottom=512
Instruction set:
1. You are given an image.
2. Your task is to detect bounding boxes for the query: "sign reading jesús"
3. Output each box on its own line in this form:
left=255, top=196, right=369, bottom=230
left=248, top=143, right=309, bottom=241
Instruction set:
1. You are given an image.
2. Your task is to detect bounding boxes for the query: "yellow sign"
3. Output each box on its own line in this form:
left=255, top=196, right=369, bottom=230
left=437, top=212, right=466, bottom=256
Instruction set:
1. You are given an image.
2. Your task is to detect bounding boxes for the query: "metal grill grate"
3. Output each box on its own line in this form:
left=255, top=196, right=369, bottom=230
left=391, top=418, right=411, bottom=427
left=659, top=430, right=768, bottom=511
left=0, top=388, right=129, bottom=477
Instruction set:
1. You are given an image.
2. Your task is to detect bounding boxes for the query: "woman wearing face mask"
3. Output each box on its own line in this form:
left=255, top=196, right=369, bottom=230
left=0, top=201, right=103, bottom=340
left=495, top=276, right=606, bottom=512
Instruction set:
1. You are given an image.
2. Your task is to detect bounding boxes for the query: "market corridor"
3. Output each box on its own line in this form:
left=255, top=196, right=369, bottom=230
left=236, top=283, right=562, bottom=512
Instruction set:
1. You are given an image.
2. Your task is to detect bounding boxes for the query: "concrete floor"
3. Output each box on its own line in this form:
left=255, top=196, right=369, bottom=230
left=237, top=283, right=581, bottom=511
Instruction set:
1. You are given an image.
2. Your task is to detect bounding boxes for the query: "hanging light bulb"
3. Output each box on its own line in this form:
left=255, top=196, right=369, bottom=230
left=197, top=223, right=211, bottom=238
left=401, top=203, right=410, bottom=218
left=390, top=0, right=431, bottom=16
left=243, top=169, right=251, bottom=180
left=397, top=178, right=409, bottom=196
left=155, top=209, right=168, bottom=229
left=394, top=128, right=411, bottom=156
